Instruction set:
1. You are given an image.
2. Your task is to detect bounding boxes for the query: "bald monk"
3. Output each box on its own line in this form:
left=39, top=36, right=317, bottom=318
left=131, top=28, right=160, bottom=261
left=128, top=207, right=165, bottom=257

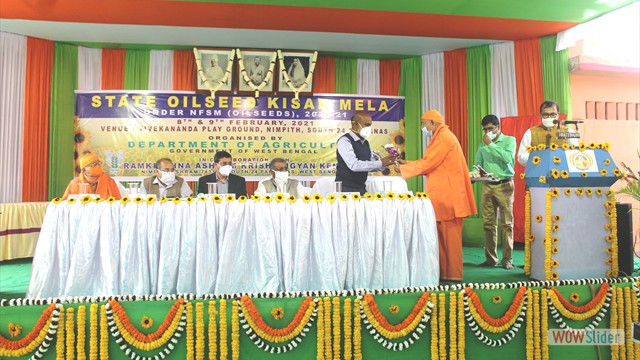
left=62, top=152, right=123, bottom=200
left=396, top=110, right=477, bottom=282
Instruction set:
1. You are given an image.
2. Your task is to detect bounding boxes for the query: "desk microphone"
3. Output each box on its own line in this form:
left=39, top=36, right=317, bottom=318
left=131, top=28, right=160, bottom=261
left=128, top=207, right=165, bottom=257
left=553, top=119, right=584, bottom=130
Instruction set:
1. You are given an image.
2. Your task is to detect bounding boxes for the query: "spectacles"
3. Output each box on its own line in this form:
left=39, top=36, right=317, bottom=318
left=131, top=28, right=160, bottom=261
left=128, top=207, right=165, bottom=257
left=541, top=113, right=558, bottom=119
left=86, top=161, right=101, bottom=168
left=159, top=168, right=175, bottom=172
left=482, top=126, right=497, bottom=132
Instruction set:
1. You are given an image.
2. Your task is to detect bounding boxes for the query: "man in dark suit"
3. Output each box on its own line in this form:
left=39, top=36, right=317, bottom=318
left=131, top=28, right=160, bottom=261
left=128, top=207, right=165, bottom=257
left=197, top=151, right=247, bottom=196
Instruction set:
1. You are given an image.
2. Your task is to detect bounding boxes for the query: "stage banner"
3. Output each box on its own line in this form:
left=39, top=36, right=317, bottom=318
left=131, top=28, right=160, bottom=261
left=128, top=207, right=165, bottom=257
left=74, top=91, right=405, bottom=178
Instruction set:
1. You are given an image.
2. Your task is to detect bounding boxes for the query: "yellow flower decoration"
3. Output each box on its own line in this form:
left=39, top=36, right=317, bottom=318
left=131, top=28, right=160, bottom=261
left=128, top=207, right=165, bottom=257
left=185, top=196, right=194, bottom=204
left=302, top=194, right=311, bottom=203
left=526, top=146, right=534, bottom=152
left=492, top=296, right=502, bottom=304
left=585, top=188, right=593, bottom=197
left=550, top=188, right=560, bottom=197
left=351, top=193, right=361, bottom=201
left=537, top=144, right=546, bottom=151
left=225, top=194, right=235, bottom=202
left=606, top=189, right=613, bottom=196
left=588, top=142, right=597, bottom=149
left=606, top=258, right=613, bottom=265
left=605, top=235, right=613, bottom=243
left=551, top=260, right=559, bottom=268
left=551, top=246, right=559, bottom=255
left=52, top=197, right=63, bottom=204
left=275, top=193, right=285, bottom=203
left=141, top=316, right=153, bottom=329
left=263, top=195, right=273, bottom=203
left=604, top=159, right=611, bottom=166
left=339, top=193, right=349, bottom=201
left=612, top=168, right=621, bottom=177
left=552, top=224, right=560, bottom=232
left=532, top=156, right=541, bottom=165
left=581, top=172, right=588, bottom=178
left=313, top=194, right=323, bottom=203
left=171, top=197, right=182, bottom=204
left=197, top=196, right=207, bottom=202
left=552, top=237, right=559, bottom=244
left=8, top=322, right=22, bottom=338
left=80, top=195, right=93, bottom=204
left=553, top=215, right=561, bottom=222
left=578, top=142, right=586, bottom=152
left=120, top=196, right=131, bottom=205
left=561, top=144, right=569, bottom=151
left=67, top=197, right=77, bottom=204
left=569, top=293, right=580, bottom=303
left=326, top=194, right=336, bottom=203
left=212, top=195, right=222, bottom=203
left=604, top=201, right=614, bottom=209
left=535, top=214, right=543, bottom=223
left=570, top=144, right=576, bottom=150
left=606, top=247, right=613, bottom=255
left=159, top=196, right=169, bottom=203
left=363, top=192, right=372, bottom=198
left=538, top=176, right=547, bottom=184
left=603, top=143, right=610, bottom=151
left=397, top=193, right=406, bottom=200
left=520, top=173, right=525, bottom=179
left=406, top=194, right=414, bottom=201
left=551, top=169, right=560, bottom=179
left=251, top=194, right=261, bottom=201
left=552, top=156, right=561, bottom=164
left=238, top=195, right=248, bottom=203
left=132, top=196, right=144, bottom=204
left=564, top=188, right=572, bottom=196
left=605, top=223, right=612, bottom=231
left=595, top=188, right=602, bottom=196
left=551, top=272, right=560, bottom=281
left=287, top=195, right=297, bottom=203
left=385, top=192, right=396, bottom=200
left=374, top=193, right=384, bottom=200
left=600, top=169, right=608, bottom=176
left=560, top=170, right=569, bottom=179
left=528, top=234, right=536, bottom=242
left=550, top=143, right=558, bottom=151
left=388, top=305, right=400, bottom=314
left=96, top=198, right=105, bottom=203
left=270, top=307, right=284, bottom=320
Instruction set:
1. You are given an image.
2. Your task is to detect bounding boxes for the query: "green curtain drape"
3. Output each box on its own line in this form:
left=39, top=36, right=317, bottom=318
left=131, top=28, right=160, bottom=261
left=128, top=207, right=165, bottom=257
left=541, top=35, right=571, bottom=118
left=48, top=43, right=78, bottom=199
left=335, top=58, right=357, bottom=94
left=124, top=49, right=151, bottom=90
left=398, top=56, right=423, bottom=193
left=466, top=45, right=492, bottom=217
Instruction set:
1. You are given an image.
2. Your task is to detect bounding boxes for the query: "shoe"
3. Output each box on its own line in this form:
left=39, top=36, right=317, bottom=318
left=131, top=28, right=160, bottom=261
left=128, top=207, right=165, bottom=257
left=478, top=261, right=496, bottom=267
left=503, top=263, right=514, bottom=270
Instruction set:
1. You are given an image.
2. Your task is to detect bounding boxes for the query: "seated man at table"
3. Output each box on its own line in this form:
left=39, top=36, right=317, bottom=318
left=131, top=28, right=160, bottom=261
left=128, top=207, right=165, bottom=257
left=197, top=150, right=247, bottom=196
left=62, top=152, right=124, bottom=200
left=139, top=158, right=192, bottom=198
left=254, top=158, right=305, bottom=197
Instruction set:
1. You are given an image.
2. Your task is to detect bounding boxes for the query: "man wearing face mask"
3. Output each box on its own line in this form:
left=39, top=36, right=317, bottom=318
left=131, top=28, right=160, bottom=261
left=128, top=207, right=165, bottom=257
left=254, top=158, right=305, bottom=197
left=197, top=150, right=247, bottom=197
left=335, top=111, right=397, bottom=194
left=517, top=100, right=579, bottom=166
left=472, top=115, right=517, bottom=270
left=139, top=158, right=192, bottom=198
left=396, top=110, right=476, bottom=283
left=62, top=152, right=124, bottom=200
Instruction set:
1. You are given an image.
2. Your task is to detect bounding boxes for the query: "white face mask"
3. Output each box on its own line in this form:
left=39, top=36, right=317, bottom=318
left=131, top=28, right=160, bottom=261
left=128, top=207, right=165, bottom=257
left=422, top=127, right=432, bottom=137
left=273, top=171, right=289, bottom=183
left=487, top=130, right=498, bottom=141
left=218, top=165, right=232, bottom=177
left=359, top=125, right=372, bottom=139
left=541, top=117, right=556, bottom=128
left=159, top=171, right=176, bottom=184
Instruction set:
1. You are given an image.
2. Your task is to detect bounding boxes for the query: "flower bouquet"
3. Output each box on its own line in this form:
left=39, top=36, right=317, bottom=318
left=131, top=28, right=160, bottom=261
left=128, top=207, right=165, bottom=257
left=382, top=143, right=400, bottom=157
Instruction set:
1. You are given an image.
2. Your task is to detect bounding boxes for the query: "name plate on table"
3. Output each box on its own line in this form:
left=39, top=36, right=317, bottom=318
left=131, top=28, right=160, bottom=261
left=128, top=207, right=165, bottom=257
left=558, top=132, right=580, bottom=139
left=68, top=194, right=100, bottom=200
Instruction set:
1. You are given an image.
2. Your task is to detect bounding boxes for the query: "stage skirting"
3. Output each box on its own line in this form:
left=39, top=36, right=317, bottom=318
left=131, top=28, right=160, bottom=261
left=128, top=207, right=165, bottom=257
left=27, top=194, right=439, bottom=299
left=0, top=202, right=48, bottom=261
left=1, top=278, right=638, bottom=360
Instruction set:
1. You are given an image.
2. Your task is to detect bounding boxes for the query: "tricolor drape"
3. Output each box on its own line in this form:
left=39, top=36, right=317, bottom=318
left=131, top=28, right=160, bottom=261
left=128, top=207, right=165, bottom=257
left=0, top=32, right=571, bottom=217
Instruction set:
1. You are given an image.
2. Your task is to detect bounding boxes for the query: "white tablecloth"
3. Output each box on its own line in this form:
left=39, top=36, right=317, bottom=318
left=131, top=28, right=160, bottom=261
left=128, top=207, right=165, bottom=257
left=27, top=197, right=439, bottom=298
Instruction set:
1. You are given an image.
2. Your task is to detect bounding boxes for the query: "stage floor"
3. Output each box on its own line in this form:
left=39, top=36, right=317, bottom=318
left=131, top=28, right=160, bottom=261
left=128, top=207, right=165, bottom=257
left=2, top=245, right=639, bottom=300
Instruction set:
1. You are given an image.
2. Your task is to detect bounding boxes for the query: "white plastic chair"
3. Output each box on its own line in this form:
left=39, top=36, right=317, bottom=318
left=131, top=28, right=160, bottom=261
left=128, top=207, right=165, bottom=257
left=365, top=176, right=409, bottom=193
left=311, top=177, right=336, bottom=195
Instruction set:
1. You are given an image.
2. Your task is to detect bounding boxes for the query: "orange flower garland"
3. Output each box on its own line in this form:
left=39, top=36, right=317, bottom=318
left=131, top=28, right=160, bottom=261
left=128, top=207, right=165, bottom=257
left=464, top=287, right=527, bottom=331
left=108, top=298, right=185, bottom=346
left=457, top=291, right=465, bottom=360
left=0, top=304, right=61, bottom=358
left=548, top=284, right=612, bottom=330
left=550, top=283, right=609, bottom=314
left=361, top=292, right=431, bottom=337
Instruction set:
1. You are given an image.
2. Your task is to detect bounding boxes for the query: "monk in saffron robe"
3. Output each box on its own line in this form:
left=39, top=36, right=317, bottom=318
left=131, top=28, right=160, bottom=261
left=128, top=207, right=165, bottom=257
left=397, top=110, right=477, bottom=282
left=62, top=152, right=122, bottom=200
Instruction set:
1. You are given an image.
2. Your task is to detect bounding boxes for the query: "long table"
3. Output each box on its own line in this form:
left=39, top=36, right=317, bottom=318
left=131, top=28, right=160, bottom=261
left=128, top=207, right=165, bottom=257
left=0, top=202, right=48, bottom=261
left=27, top=196, right=439, bottom=298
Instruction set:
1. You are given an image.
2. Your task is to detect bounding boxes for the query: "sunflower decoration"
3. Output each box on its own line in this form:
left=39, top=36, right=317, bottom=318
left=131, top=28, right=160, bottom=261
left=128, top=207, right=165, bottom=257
left=146, top=196, right=156, bottom=205
left=388, top=305, right=400, bottom=314
left=313, top=194, right=323, bottom=203
left=385, top=192, right=396, bottom=200
left=159, top=196, right=169, bottom=203
left=553, top=215, right=561, bottom=222
left=197, top=196, right=207, bottom=202
left=374, top=192, right=384, bottom=200
left=225, top=194, right=235, bottom=202
left=552, top=224, right=560, bottom=232
left=134, top=196, right=145, bottom=204
left=185, top=196, right=195, bottom=204
left=51, top=197, right=63, bottom=204
left=96, top=197, right=105, bottom=203
left=397, top=193, right=406, bottom=200
left=595, top=188, right=603, bottom=196
left=604, top=159, right=611, bottom=166
left=560, top=170, right=569, bottom=179
left=492, top=296, right=502, bottom=304
left=535, top=214, right=543, bottom=223
left=606, top=258, right=613, bottom=265
left=537, top=144, right=547, bottom=151
left=550, top=272, right=560, bottom=281
left=8, top=323, right=22, bottom=338
left=120, top=195, right=131, bottom=205
left=538, top=176, right=547, bottom=184
left=551, top=246, right=559, bottom=255
left=351, top=193, right=361, bottom=201
left=106, top=196, right=117, bottom=204
left=600, top=169, right=608, bottom=176
left=326, top=194, right=336, bottom=204
left=604, top=201, right=615, bottom=210
left=528, top=234, right=535, bottom=242
left=275, top=193, right=285, bottom=203
left=415, top=192, right=423, bottom=199
left=551, top=260, right=559, bottom=268
left=548, top=143, right=558, bottom=151
left=251, top=194, right=261, bottom=202
left=605, top=235, right=613, bottom=243
left=526, top=146, right=534, bottom=152
left=581, top=172, right=588, bottom=178
left=606, top=247, right=613, bottom=255
left=585, top=188, right=593, bottom=197
left=520, top=173, right=525, bottom=179
left=552, top=156, right=561, bottom=164
left=578, top=142, right=587, bottom=152
left=406, top=194, right=414, bottom=201
left=612, top=168, right=621, bottom=177
left=605, top=223, right=612, bottom=231
left=532, top=156, right=541, bottom=165
left=561, top=144, right=569, bottom=151
left=141, top=316, right=153, bottom=329
left=564, top=188, right=572, bottom=196
left=287, top=195, right=297, bottom=203
left=339, top=193, right=349, bottom=201
left=171, top=197, right=182, bottom=204
left=212, top=195, right=222, bottom=203
left=238, top=195, right=248, bottom=203
left=80, top=195, right=93, bottom=204
left=67, top=197, right=77, bottom=204
left=263, top=195, right=273, bottom=203
left=606, top=210, right=613, bottom=218
left=550, top=169, right=560, bottom=179
left=588, top=142, right=597, bottom=149
left=302, top=194, right=311, bottom=203
left=603, top=143, right=610, bottom=151
left=552, top=237, right=559, bottom=244
left=550, top=188, right=560, bottom=197
left=606, top=189, right=614, bottom=196
left=364, top=193, right=374, bottom=200
left=568, top=293, right=580, bottom=303
left=270, top=307, right=284, bottom=320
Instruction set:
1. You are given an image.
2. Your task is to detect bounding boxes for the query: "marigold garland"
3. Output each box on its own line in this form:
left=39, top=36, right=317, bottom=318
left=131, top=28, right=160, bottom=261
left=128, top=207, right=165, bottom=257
left=438, top=293, right=446, bottom=360
left=344, top=298, right=352, bottom=360
left=195, top=302, right=204, bottom=360
left=361, top=293, right=431, bottom=337
left=430, top=295, right=438, bottom=360
left=353, top=298, right=362, bottom=360
left=332, top=297, right=341, bottom=359
left=544, top=192, right=553, bottom=280
left=77, top=306, right=86, bottom=360
left=611, top=287, right=619, bottom=360
left=464, top=287, right=527, bottom=334
left=449, top=292, right=457, bottom=360
left=525, top=289, right=534, bottom=360
left=624, top=287, right=633, bottom=358
left=617, top=287, right=626, bottom=360
left=186, top=302, right=194, bottom=360
left=0, top=303, right=60, bottom=358
left=323, top=297, right=332, bottom=360
left=232, top=300, right=240, bottom=360
left=548, top=287, right=612, bottom=330
left=66, top=308, right=75, bottom=360
left=99, top=305, right=108, bottom=360
left=524, top=191, right=531, bottom=275
left=457, top=291, right=465, bottom=360
left=540, top=290, right=549, bottom=360
left=608, top=196, right=619, bottom=277
left=208, top=301, right=218, bottom=360
left=89, top=304, right=98, bottom=360
left=237, top=49, right=277, bottom=98
left=220, top=299, right=228, bottom=360
left=533, top=290, right=541, bottom=360
left=317, top=298, right=324, bottom=360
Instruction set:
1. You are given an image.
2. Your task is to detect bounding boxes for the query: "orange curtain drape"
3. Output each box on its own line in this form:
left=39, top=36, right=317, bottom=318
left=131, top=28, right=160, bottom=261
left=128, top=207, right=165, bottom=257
left=173, top=50, right=197, bottom=91
left=22, top=37, right=54, bottom=202
left=379, top=59, right=401, bottom=96
left=444, top=49, right=469, bottom=158
left=101, top=49, right=126, bottom=90
left=312, top=56, right=336, bottom=93
left=514, top=39, right=544, bottom=116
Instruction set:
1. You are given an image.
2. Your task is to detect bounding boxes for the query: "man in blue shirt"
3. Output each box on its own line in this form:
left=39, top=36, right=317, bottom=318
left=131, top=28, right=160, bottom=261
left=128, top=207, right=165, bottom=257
left=473, top=115, right=516, bottom=270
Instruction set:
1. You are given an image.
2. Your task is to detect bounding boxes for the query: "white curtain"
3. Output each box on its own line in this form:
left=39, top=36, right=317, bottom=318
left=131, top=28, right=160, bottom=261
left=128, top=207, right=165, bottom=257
left=149, top=50, right=174, bottom=90
left=356, top=59, right=380, bottom=95
left=78, top=47, right=102, bottom=90
left=421, top=53, right=445, bottom=114
left=490, top=42, right=518, bottom=118
left=0, top=32, right=27, bottom=203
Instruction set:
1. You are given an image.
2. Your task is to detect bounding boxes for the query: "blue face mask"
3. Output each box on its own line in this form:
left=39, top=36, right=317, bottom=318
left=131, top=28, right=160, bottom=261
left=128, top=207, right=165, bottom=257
left=422, top=126, right=432, bottom=137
